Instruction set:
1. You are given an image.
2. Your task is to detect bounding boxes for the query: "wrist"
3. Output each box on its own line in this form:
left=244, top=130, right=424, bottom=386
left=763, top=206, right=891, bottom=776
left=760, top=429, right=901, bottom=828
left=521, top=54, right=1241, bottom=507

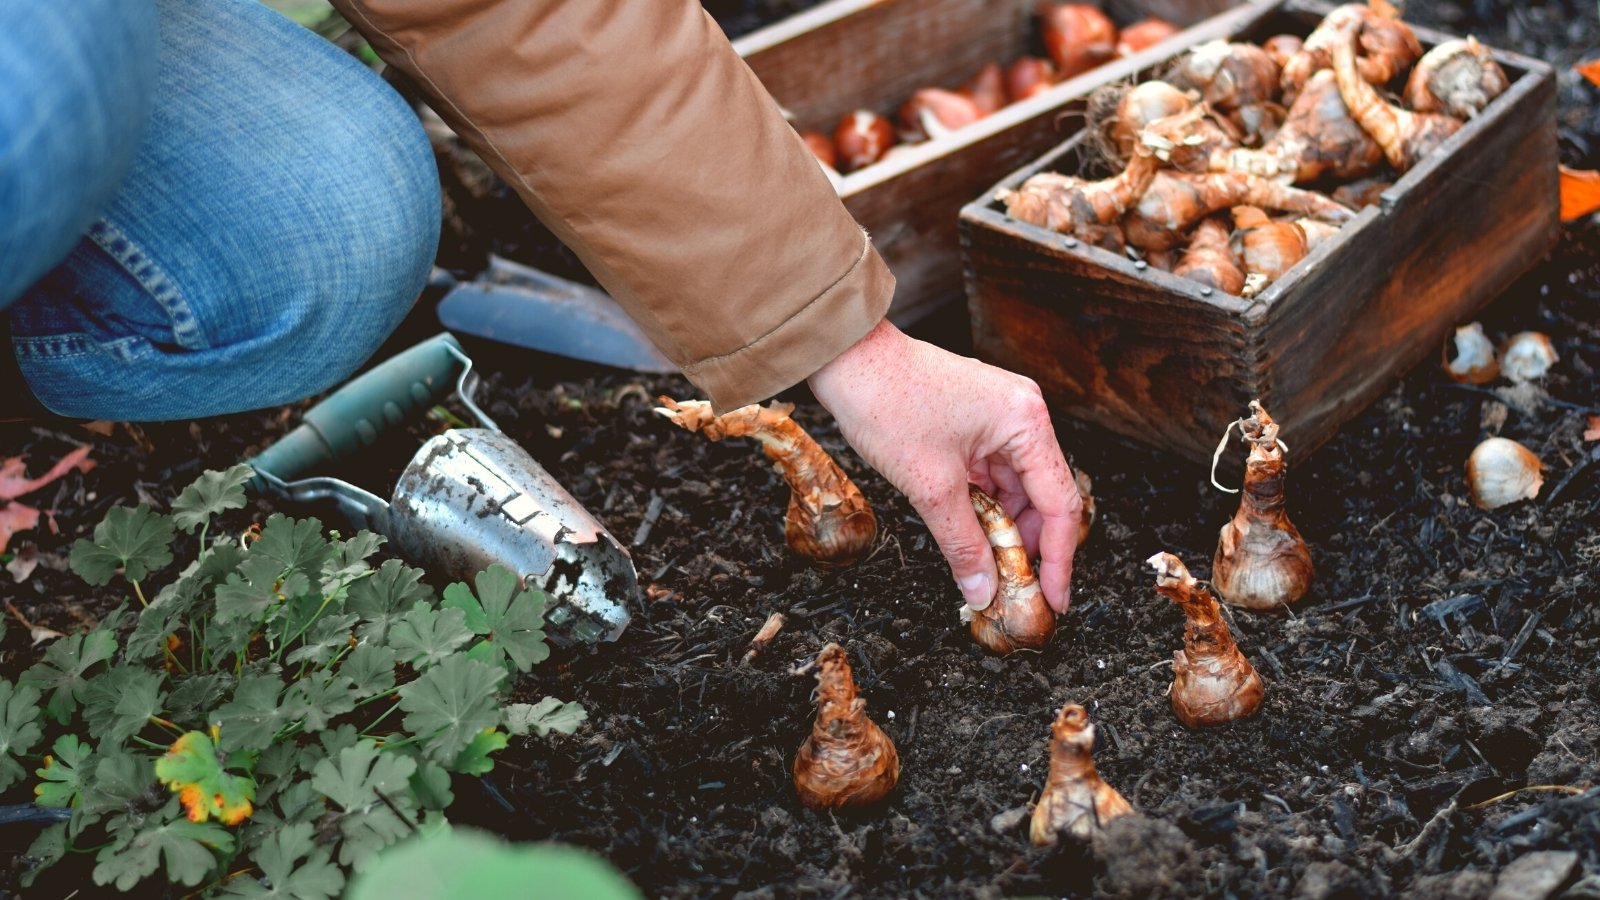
left=808, top=317, right=907, bottom=401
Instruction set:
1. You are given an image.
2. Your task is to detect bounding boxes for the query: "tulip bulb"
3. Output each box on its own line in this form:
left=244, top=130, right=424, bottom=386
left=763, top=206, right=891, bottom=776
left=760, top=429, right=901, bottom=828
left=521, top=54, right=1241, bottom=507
left=1332, top=32, right=1461, bottom=173
left=1039, top=3, right=1117, bottom=80
left=1091, top=80, right=1197, bottom=167
left=1230, top=205, right=1309, bottom=293
left=964, top=485, right=1056, bottom=654
left=793, top=644, right=900, bottom=808
left=1172, top=41, right=1281, bottom=128
left=1261, top=34, right=1304, bottom=70
left=1148, top=553, right=1265, bottom=727
left=1116, top=18, right=1179, bottom=57
left=1030, top=704, right=1133, bottom=845
left=1175, top=215, right=1245, bottom=295
left=1212, top=400, right=1314, bottom=610
left=960, top=61, right=1008, bottom=115
left=999, top=142, right=1163, bottom=251
left=1331, top=176, right=1392, bottom=209
left=1280, top=2, right=1421, bottom=101
left=1466, top=437, right=1543, bottom=510
left=799, top=130, right=837, bottom=170
left=656, top=398, right=877, bottom=568
left=833, top=110, right=896, bottom=172
left=1498, top=332, right=1557, bottom=383
left=898, top=88, right=985, bottom=143
left=1005, top=56, right=1058, bottom=103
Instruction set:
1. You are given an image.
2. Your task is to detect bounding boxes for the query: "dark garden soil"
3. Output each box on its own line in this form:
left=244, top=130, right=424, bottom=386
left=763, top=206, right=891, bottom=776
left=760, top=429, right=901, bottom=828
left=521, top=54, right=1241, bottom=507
left=3, top=1, right=1600, bottom=898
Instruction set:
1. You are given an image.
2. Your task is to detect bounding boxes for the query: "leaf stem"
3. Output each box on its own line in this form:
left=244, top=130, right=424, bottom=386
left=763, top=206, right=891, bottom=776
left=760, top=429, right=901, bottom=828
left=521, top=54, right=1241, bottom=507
left=131, top=580, right=148, bottom=608
left=131, top=735, right=167, bottom=751
left=278, top=593, right=336, bottom=660
left=148, top=715, right=183, bottom=734
left=359, top=699, right=405, bottom=737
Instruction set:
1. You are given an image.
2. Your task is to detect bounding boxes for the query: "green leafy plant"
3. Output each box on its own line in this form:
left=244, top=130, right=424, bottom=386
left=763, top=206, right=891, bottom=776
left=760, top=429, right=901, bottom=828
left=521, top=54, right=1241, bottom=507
left=345, top=825, right=639, bottom=900
left=2, top=465, right=589, bottom=895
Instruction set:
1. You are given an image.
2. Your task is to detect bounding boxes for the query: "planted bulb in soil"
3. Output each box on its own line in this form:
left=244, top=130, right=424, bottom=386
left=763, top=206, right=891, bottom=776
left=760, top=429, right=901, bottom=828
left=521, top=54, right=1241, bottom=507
left=1148, top=552, right=1265, bottom=727
left=1212, top=400, right=1314, bottom=610
left=793, top=643, right=900, bottom=809
left=655, top=398, right=877, bottom=568
left=1030, top=703, right=1133, bottom=845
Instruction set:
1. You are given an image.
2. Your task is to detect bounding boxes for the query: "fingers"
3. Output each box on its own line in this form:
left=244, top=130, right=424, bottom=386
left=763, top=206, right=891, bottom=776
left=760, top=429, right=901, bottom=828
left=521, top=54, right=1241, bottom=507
left=912, top=474, right=1000, bottom=610
left=993, top=394, right=1081, bottom=613
left=1013, top=505, right=1045, bottom=558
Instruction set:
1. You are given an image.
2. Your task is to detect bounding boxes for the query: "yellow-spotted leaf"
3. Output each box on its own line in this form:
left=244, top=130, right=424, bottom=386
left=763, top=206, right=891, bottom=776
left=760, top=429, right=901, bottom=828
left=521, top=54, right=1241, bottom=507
left=155, top=731, right=255, bottom=826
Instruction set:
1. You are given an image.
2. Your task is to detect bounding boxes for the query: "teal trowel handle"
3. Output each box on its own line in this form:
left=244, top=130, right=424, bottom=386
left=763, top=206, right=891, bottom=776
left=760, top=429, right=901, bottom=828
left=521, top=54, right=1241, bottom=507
left=247, top=332, right=466, bottom=490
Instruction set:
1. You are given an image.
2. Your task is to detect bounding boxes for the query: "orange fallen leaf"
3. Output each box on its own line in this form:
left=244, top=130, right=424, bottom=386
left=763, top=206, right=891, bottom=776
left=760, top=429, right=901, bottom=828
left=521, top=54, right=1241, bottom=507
left=1579, top=58, right=1600, bottom=88
left=1560, top=166, right=1600, bottom=222
left=1585, top=415, right=1600, bottom=442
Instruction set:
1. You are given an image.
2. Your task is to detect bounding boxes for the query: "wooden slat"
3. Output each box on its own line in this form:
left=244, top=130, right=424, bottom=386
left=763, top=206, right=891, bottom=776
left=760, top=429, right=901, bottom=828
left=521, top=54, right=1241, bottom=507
left=735, top=0, right=1035, bottom=135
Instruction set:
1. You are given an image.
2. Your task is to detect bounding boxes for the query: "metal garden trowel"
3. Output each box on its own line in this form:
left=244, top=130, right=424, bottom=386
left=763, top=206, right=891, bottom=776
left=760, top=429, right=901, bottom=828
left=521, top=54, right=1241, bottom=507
left=246, top=332, right=635, bottom=645
left=435, top=256, right=677, bottom=373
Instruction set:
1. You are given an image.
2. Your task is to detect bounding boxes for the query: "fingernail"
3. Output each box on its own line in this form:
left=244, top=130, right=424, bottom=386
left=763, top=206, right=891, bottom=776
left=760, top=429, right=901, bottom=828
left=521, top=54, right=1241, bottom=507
left=960, top=573, right=994, bottom=610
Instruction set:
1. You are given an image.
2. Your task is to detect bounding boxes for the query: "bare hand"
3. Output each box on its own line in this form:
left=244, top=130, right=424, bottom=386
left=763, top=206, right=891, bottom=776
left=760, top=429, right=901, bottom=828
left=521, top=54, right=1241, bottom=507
left=807, top=319, right=1082, bottom=613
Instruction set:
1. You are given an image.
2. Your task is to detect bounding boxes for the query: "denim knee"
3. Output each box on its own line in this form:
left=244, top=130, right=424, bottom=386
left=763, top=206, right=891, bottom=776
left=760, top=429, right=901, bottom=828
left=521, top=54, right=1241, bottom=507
left=8, top=0, right=440, bottom=421
left=220, top=54, right=443, bottom=399
left=0, top=0, right=157, bottom=305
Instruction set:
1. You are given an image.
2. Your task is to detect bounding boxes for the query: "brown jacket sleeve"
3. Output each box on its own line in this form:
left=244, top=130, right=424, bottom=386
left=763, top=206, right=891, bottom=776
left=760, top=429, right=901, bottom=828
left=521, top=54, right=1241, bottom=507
left=328, top=0, right=895, bottom=409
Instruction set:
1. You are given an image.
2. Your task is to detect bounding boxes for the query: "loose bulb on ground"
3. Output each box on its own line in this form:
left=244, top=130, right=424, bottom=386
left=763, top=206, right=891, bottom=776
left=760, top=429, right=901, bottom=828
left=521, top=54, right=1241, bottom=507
left=1466, top=437, right=1543, bottom=510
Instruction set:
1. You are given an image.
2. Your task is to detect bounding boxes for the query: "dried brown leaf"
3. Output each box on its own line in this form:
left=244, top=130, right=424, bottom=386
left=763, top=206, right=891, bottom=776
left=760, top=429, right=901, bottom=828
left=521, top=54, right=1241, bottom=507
left=5, top=542, right=39, bottom=583
left=0, top=445, right=95, bottom=502
left=0, top=503, right=42, bottom=555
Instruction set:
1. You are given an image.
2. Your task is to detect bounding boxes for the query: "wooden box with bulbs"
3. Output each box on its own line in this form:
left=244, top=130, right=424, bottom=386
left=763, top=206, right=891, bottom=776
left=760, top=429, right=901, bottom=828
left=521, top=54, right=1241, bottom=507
left=958, top=0, right=1559, bottom=461
left=731, top=0, right=1253, bottom=326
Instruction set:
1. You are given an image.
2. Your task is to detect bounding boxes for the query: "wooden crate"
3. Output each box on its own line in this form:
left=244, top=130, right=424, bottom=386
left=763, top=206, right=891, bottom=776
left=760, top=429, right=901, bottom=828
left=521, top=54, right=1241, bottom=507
left=959, top=0, right=1559, bottom=462
left=732, top=0, right=1267, bottom=325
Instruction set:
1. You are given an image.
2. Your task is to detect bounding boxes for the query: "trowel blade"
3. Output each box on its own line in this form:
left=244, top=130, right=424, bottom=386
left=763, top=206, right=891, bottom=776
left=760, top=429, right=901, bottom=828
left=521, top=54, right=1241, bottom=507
left=437, top=257, right=678, bottom=374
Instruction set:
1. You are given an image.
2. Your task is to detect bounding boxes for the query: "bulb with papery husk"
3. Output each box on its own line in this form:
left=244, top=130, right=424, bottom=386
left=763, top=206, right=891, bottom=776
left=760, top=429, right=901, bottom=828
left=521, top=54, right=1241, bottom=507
left=1148, top=553, right=1265, bottom=727
left=1466, top=437, right=1543, bottom=510
left=1030, top=703, right=1133, bottom=845
left=1498, top=332, right=1557, bottom=383
left=1444, top=321, right=1499, bottom=384
left=964, top=485, right=1056, bottom=654
left=793, top=643, right=900, bottom=808
left=1074, top=468, right=1096, bottom=546
left=1403, top=37, right=1509, bottom=119
left=656, top=398, right=876, bottom=568
left=1212, top=400, right=1314, bottom=610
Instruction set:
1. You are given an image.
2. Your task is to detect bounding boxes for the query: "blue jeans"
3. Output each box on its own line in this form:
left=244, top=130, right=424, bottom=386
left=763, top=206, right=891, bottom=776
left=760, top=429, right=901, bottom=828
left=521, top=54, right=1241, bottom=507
left=1, top=0, right=440, bottom=419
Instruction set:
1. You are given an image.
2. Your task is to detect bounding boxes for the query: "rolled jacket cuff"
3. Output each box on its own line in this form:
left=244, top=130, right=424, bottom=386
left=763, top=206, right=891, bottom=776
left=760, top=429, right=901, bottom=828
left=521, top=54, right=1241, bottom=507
left=682, top=230, right=895, bottom=413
